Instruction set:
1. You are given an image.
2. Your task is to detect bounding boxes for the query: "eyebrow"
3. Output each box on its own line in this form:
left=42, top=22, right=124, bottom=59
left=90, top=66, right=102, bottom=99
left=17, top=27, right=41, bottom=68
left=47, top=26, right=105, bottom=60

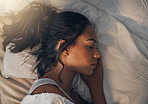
left=86, top=39, right=98, bottom=43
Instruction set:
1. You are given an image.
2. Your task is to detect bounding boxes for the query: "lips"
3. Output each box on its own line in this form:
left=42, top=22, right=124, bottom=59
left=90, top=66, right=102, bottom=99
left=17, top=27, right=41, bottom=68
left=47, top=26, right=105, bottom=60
left=91, top=63, right=97, bottom=68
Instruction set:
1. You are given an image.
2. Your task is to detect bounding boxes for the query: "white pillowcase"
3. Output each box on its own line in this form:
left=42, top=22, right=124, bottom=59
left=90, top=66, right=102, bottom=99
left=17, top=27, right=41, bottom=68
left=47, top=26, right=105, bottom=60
left=2, top=49, right=38, bottom=79
left=0, top=0, right=71, bottom=79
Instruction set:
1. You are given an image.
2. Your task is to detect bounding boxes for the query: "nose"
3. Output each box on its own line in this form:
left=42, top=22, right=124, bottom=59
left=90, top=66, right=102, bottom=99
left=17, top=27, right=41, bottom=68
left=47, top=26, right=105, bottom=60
left=94, top=48, right=101, bottom=59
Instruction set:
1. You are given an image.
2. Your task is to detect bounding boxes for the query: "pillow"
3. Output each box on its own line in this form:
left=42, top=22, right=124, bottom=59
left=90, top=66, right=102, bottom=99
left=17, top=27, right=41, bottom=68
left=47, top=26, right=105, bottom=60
left=0, top=1, right=92, bottom=104
left=0, top=72, right=34, bottom=104
left=1, top=0, right=148, bottom=104
left=0, top=38, right=4, bottom=71
left=1, top=49, right=38, bottom=79
left=0, top=1, right=71, bottom=104
left=0, top=0, right=71, bottom=79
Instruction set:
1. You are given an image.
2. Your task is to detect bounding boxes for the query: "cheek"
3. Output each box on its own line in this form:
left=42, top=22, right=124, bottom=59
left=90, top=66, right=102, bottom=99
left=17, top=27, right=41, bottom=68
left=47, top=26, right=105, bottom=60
left=68, top=46, right=93, bottom=66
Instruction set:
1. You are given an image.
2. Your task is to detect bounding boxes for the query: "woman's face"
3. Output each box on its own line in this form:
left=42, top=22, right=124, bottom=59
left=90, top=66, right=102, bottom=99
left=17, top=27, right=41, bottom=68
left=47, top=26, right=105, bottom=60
left=64, top=25, right=100, bottom=75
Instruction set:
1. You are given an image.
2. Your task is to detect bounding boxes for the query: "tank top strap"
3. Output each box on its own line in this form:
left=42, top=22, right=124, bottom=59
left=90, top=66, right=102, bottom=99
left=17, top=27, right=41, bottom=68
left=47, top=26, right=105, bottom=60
left=28, top=78, right=58, bottom=95
left=28, top=78, right=74, bottom=103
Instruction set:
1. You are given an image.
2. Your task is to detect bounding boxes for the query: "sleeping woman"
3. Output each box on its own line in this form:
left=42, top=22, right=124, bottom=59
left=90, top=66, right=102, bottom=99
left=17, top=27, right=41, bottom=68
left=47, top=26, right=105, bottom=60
left=2, top=3, right=106, bottom=104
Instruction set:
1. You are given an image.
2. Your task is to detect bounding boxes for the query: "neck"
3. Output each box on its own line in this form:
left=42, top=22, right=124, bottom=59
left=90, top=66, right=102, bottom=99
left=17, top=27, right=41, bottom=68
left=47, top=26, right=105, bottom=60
left=42, top=65, right=76, bottom=95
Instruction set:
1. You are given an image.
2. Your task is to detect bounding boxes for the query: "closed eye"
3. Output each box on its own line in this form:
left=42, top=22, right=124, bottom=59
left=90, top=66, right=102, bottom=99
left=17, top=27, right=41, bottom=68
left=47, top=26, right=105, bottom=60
left=88, top=46, right=94, bottom=49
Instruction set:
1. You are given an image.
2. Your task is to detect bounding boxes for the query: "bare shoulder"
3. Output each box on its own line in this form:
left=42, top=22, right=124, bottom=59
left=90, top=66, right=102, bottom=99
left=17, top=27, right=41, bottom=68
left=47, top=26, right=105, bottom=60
left=32, top=84, right=67, bottom=98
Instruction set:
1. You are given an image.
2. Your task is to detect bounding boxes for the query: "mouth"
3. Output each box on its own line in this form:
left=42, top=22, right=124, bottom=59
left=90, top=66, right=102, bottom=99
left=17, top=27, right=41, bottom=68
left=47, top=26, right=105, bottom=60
left=91, top=63, right=97, bottom=69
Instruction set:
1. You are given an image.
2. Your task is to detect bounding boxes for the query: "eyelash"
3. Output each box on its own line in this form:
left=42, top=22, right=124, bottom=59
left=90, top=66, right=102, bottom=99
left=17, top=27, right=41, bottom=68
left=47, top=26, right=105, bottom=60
left=88, top=46, right=94, bottom=49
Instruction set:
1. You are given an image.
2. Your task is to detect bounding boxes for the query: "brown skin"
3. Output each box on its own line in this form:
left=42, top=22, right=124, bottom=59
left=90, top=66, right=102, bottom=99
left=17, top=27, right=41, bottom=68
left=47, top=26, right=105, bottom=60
left=32, top=25, right=106, bottom=104
left=81, top=58, right=106, bottom=104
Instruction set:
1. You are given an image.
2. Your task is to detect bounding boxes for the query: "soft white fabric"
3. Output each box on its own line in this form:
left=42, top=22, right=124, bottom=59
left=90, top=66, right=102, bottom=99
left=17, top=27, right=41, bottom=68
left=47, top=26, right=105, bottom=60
left=0, top=0, right=91, bottom=103
left=64, top=0, right=148, bottom=104
left=0, top=0, right=70, bottom=79
left=21, top=93, right=74, bottom=104
left=71, top=74, right=92, bottom=103
left=2, top=49, right=38, bottom=79
left=21, top=78, right=76, bottom=104
left=1, top=0, right=148, bottom=104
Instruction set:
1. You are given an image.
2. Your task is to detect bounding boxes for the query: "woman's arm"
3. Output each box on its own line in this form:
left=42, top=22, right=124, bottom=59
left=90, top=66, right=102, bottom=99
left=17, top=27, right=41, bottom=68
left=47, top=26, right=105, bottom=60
left=81, top=58, right=106, bottom=104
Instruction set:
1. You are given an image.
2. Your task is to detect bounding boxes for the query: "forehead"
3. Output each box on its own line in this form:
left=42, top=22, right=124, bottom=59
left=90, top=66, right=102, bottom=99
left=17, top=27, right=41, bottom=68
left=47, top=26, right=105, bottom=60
left=78, top=25, right=97, bottom=41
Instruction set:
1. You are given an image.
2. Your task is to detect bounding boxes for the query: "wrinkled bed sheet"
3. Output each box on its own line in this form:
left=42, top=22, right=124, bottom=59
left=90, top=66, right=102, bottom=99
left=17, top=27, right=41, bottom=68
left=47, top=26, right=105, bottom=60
left=0, top=0, right=148, bottom=104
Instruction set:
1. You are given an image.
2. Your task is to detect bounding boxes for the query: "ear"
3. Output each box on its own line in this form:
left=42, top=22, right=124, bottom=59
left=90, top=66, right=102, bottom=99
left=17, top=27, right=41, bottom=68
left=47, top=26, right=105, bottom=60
left=56, top=40, right=65, bottom=50
left=56, top=40, right=71, bottom=56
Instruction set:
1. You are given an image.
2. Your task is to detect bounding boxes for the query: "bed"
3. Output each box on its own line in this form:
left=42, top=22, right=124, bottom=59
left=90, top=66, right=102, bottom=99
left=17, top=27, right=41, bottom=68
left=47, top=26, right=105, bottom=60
left=0, top=0, right=148, bottom=104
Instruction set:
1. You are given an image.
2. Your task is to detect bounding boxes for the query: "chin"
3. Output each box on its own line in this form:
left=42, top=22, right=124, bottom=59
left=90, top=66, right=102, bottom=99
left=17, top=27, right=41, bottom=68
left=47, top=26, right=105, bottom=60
left=85, top=69, right=94, bottom=75
left=88, top=72, right=94, bottom=75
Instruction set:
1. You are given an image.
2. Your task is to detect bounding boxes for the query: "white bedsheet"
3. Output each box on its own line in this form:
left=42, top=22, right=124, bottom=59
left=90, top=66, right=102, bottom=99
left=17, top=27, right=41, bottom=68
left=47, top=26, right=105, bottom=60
left=0, top=0, right=148, bottom=104
left=65, top=0, right=148, bottom=103
left=21, top=93, right=73, bottom=104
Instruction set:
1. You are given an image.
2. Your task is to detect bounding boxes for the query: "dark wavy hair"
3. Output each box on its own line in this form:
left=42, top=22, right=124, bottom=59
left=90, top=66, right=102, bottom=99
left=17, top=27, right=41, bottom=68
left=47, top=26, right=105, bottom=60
left=2, top=3, right=91, bottom=82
